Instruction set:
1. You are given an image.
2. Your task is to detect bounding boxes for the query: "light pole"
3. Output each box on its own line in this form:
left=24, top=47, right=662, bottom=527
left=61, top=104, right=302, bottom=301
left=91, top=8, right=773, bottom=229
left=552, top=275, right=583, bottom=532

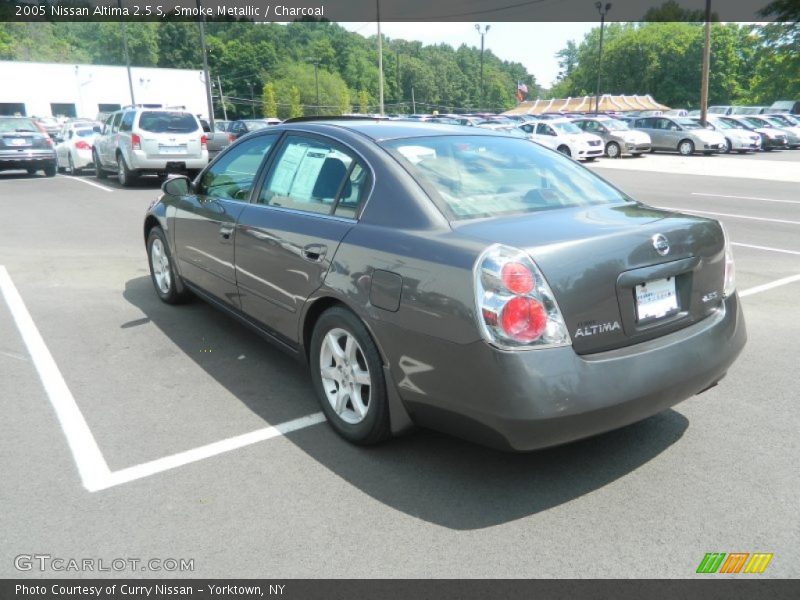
left=247, top=82, right=255, bottom=118
left=196, top=0, right=215, bottom=130
left=377, top=0, right=384, bottom=115
left=475, top=24, right=490, bottom=110
left=594, top=2, right=611, bottom=115
left=118, top=0, right=135, bottom=106
left=700, top=0, right=712, bottom=126
left=306, top=58, right=321, bottom=115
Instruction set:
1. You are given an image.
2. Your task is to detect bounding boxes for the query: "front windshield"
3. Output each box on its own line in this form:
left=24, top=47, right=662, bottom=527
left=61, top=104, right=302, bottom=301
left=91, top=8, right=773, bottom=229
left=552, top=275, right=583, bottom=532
left=677, top=119, right=703, bottom=130
left=764, top=117, right=789, bottom=128
left=743, top=117, right=769, bottom=128
left=552, top=121, right=582, bottom=135
left=721, top=118, right=747, bottom=130
left=0, top=118, right=39, bottom=133
left=604, top=119, right=630, bottom=131
left=245, top=121, right=269, bottom=130
left=711, top=119, right=732, bottom=130
left=384, top=135, right=630, bottom=221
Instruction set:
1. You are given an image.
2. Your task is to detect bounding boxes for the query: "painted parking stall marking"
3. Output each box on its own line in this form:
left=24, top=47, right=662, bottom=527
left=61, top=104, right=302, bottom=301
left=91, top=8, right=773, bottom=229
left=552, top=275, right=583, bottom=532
left=0, top=264, right=324, bottom=493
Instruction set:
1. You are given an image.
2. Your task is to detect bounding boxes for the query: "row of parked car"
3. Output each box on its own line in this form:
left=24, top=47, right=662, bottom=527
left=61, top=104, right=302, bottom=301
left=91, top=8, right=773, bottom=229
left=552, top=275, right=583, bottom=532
left=3, top=103, right=798, bottom=181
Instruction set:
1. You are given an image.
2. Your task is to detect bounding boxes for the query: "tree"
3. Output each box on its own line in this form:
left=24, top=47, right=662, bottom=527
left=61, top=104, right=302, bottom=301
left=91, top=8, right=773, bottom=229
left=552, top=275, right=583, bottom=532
left=288, top=86, right=303, bottom=119
left=357, top=90, right=370, bottom=113
left=338, top=89, right=351, bottom=114
left=262, top=82, right=277, bottom=117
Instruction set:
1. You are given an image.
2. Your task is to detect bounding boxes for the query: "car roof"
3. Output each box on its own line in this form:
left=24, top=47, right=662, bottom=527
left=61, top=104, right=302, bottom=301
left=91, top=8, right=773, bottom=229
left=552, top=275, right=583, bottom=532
left=275, top=119, right=505, bottom=142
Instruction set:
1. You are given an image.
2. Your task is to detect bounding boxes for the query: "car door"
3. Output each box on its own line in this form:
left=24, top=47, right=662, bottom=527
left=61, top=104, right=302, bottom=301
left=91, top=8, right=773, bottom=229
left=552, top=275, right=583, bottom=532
left=638, top=118, right=663, bottom=149
left=55, top=125, right=69, bottom=166
left=660, top=118, right=682, bottom=149
left=234, top=133, right=370, bottom=343
left=534, top=122, right=559, bottom=149
left=172, top=133, right=279, bottom=307
left=99, top=112, right=121, bottom=167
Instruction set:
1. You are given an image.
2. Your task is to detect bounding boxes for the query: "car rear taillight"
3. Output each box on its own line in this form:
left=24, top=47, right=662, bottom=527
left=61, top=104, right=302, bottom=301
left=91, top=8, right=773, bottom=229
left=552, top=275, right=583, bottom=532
left=720, top=223, right=736, bottom=298
left=228, top=133, right=236, bottom=143
left=474, top=244, right=570, bottom=349
left=131, top=133, right=141, bottom=150
left=201, top=135, right=207, bottom=149
left=74, top=140, right=91, bottom=150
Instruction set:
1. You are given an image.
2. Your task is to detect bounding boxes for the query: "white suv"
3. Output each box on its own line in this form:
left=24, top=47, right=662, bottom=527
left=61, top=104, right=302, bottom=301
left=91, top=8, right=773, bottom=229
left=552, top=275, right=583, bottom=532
left=93, top=106, right=208, bottom=186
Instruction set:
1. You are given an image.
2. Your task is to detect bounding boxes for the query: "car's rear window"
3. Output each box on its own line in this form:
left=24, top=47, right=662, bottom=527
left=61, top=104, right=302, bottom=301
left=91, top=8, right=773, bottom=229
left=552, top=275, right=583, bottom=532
left=0, top=118, right=38, bottom=133
left=384, top=135, right=630, bottom=221
left=137, top=111, right=198, bottom=133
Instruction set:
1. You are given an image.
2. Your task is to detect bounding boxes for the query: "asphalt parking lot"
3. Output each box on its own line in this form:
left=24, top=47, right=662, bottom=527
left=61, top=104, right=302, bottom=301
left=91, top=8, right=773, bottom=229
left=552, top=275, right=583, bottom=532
left=1, top=151, right=798, bottom=578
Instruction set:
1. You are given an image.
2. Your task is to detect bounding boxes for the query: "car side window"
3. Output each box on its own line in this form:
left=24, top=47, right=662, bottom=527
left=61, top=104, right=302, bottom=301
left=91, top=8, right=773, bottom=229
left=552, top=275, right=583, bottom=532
left=103, top=115, right=114, bottom=134
left=198, top=134, right=277, bottom=201
left=119, top=111, right=135, bottom=132
left=333, top=162, right=370, bottom=219
left=110, top=112, right=122, bottom=133
left=258, top=136, right=355, bottom=216
left=520, top=124, right=533, bottom=133
left=535, top=122, right=549, bottom=135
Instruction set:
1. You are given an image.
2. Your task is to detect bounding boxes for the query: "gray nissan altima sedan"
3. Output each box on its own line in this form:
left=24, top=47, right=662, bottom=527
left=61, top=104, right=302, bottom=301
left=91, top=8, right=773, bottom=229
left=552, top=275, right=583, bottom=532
left=143, top=119, right=746, bottom=451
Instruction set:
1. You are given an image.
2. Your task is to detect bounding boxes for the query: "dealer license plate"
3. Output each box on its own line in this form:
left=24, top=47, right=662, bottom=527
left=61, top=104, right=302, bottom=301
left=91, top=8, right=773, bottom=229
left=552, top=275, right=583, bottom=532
left=159, top=145, right=186, bottom=154
left=9, top=138, right=29, bottom=146
left=635, top=277, right=678, bottom=321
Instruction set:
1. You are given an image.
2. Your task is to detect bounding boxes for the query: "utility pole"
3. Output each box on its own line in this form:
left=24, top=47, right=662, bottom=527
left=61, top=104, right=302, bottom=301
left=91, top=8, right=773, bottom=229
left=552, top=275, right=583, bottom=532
left=118, top=0, right=135, bottom=106
left=475, top=24, right=490, bottom=110
left=248, top=83, right=255, bottom=118
left=396, top=50, right=401, bottom=103
left=307, top=59, right=321, bottom=115
left=196, top=0, right=214, bottom=130
left=594, top=2, right=612, bottom=115
left=377, top=0, right=384, bottom=115
left=411, top=86, right=416, bottom=114
left=216, top=75, right=228, bottom=121
left=700, top=0, right=712, bottom=126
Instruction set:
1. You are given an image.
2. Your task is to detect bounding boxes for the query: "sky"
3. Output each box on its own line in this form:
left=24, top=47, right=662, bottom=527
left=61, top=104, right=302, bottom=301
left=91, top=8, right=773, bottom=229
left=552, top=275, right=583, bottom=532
left=341, top=22, right=597, bottom=89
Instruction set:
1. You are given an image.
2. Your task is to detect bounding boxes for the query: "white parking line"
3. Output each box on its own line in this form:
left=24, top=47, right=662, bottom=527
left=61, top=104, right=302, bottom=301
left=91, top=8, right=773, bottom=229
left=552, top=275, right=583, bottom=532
left=740, top=274, right=800, bottom=298
left=99, top=413, right=326, bottom=492
left=658, top=207, right=800, bottom=226
left=691, top=192, right=800, bottom=205
left=0, top=264, right=325, bottom=493
left=0, top=265, right=111, bottom=492
left=60, top=175, right=114, bottom=193
left=733, top=242, right=800, bottom=256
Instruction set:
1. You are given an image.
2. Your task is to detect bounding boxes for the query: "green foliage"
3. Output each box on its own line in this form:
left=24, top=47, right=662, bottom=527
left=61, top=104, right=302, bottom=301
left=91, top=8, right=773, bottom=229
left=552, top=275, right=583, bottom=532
left=288, top=86, right=303, bottom=119
left=357, top=90, right=370, bottom=113
left=549, top=21, right=799, bottom=108
left=261, top=82, right=277, bottom=118
left=0, top=21, right=540, bottom=115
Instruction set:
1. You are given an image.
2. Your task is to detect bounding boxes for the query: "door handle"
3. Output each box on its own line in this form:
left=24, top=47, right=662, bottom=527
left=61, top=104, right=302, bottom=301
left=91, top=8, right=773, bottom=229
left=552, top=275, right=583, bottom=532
left=220, top=225, right=234, bottom=240
left=302, top=244, right=327, bottom=262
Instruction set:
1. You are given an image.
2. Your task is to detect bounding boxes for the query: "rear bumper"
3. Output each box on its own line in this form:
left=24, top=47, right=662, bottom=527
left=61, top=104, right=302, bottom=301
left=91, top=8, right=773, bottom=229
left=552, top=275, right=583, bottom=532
left=128, top=149, right=208, bottom=171
left=0, top=150, right=56, bottom=168
left=386, top=294, right=746, bottom=451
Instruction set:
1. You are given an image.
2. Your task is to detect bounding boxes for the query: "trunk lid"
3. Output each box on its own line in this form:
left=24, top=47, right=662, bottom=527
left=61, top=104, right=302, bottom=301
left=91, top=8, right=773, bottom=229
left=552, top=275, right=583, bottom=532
left=455, top=203, right=727, bottom=354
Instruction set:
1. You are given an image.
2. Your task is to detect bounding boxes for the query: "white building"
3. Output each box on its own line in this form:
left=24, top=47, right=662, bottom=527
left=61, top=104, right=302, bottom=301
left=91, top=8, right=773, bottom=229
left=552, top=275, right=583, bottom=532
left=0, top=60, right=209, bottom=120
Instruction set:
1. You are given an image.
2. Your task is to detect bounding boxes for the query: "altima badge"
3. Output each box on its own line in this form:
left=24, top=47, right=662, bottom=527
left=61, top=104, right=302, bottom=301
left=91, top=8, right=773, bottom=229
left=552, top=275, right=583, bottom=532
left=652, top=234, right=670, bottom=256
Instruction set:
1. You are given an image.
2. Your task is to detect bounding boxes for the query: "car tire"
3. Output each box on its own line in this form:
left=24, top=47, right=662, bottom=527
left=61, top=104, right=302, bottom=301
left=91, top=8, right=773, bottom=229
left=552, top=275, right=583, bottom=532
left=678, top=139, right=695, bottom=156
left=722, top=138, right=733, bottom=154
left=146, top=227, right=191, bottom=305
left=606, top=141, right=621, bottom=158
left=557, top=145, right=571, bottom=157
left=43, top=162, right=57, bottom=177
left=26, top=167, right=38, bottom=175
left=93, top=150, right=107, bottom=179
left=68, top=152, right=79, bottom=175
left=117, top=154, right=137, bottom=187
left=310, top=307, right=391, bottom=446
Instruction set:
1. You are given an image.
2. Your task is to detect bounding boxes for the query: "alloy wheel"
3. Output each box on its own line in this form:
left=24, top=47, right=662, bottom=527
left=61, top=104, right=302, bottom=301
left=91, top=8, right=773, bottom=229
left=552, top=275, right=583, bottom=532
left=150, top=237, right=172, bottom=294
left=319, top=328, right=372, bottom=425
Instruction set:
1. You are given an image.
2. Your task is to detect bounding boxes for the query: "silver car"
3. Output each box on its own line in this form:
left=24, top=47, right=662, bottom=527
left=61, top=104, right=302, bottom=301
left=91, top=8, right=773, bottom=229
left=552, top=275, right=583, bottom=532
left=693, top=116, right=761, bottom=154
left=93, top=106, right=209, bottom=186
left=631, top=116, right=726, bottom=155
left=572, top=116, right=652, bottom=157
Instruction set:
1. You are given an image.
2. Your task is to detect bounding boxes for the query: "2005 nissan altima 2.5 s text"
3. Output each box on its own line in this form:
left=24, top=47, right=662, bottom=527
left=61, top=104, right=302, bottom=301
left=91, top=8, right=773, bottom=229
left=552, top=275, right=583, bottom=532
left=143, top=119, right=746, bottom=451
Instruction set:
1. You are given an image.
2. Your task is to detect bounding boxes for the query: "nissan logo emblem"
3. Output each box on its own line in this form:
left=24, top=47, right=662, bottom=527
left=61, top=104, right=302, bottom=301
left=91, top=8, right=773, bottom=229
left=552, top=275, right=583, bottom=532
left=652, top=234, right=670, bottom=256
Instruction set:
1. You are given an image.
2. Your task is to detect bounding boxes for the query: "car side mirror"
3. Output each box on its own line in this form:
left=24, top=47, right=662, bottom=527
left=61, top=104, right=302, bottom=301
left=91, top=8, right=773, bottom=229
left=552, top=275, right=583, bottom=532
left=93, top=126, right=101, bottom=133
left=162, top=175, right=191, bottom=196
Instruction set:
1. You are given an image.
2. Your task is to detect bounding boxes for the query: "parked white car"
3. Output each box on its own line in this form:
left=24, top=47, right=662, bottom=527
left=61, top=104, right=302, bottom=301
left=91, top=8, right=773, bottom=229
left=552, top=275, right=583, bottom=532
left=517, top=119, right=604, bottom=161
left=93, top=106, right=209, bottom=186
left=54, top=120, right=100, bottom=174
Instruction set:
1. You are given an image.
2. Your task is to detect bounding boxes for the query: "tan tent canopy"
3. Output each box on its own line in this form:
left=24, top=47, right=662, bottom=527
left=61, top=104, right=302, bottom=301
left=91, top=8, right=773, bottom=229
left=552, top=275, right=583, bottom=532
left=504, top=94, right=670, bottom=115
